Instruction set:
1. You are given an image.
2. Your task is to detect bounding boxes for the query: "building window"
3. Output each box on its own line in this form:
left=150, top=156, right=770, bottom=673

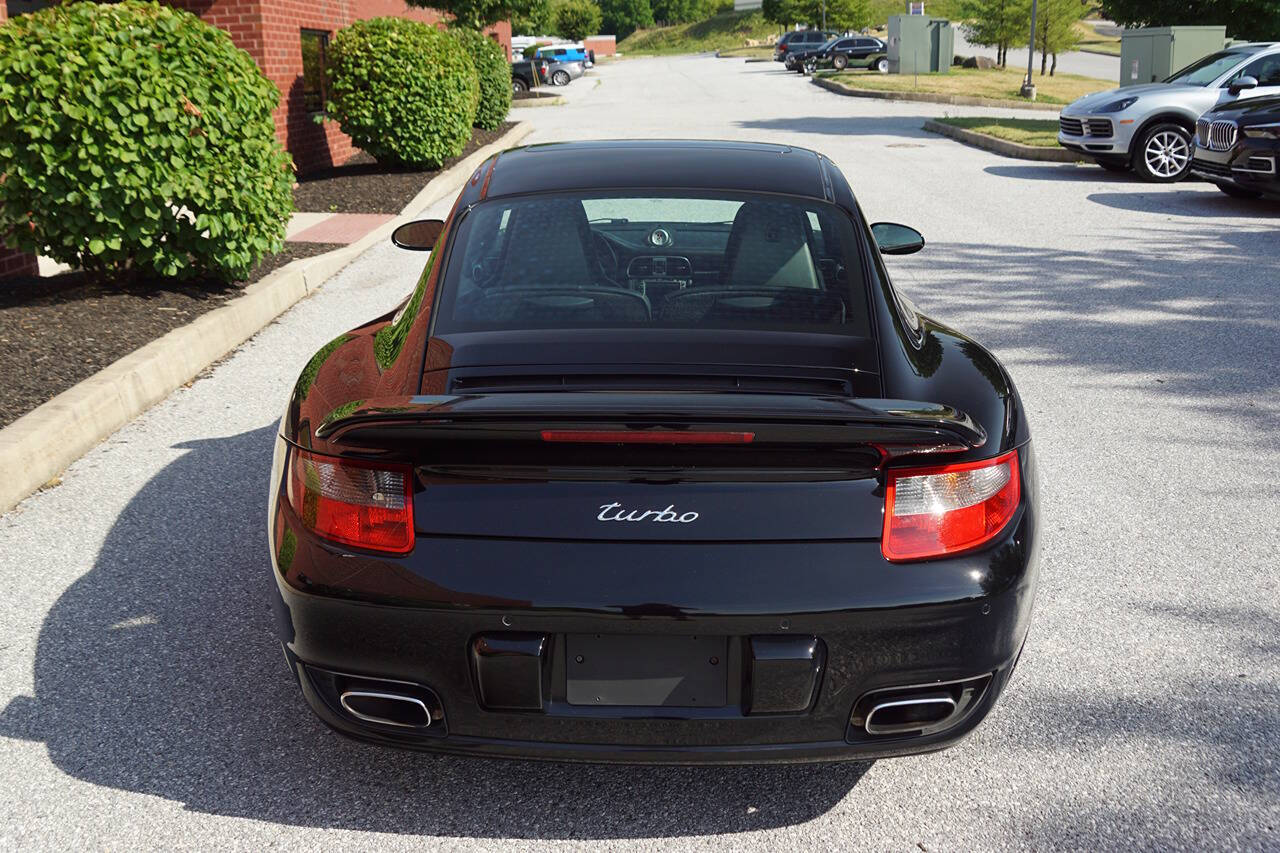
left=300, top=29, right=330, bottom=114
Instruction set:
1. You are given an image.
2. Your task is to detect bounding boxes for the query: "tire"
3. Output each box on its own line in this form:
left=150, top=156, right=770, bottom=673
left=552, top=70, right=570, bottom=86
left=875, top=57, right=889, bottom=73
left=512, top=78, right=528, bottom=93
left=833, top=53, right=848, bottom=71
left=1217, top=183, right=1263, bottom=199
left=1132, top=122, right=1193, bottom=182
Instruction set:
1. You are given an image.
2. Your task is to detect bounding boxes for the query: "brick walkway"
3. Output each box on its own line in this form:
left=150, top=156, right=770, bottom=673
left=285, top=212, right=395, bottom=244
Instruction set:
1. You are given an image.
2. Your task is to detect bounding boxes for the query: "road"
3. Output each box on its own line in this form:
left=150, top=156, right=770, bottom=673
left=952, top=28, right=1121, bottom=83
left=3, top=56, right=1278, bottom=850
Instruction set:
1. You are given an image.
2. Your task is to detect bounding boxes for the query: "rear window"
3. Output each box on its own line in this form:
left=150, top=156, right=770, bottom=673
left=434, top=192, right=871, bottom=336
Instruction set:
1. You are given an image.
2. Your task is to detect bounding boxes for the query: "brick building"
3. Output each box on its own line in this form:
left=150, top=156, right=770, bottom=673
left=0, top=0, right=511, bottom=277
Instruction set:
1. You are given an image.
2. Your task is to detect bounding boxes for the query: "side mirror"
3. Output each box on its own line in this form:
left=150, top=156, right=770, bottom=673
left=391, top=219, right=445, bottom=251
left=870, top=222, right=925, bottom=255
left=1228, top=75, right=1258, bottom=95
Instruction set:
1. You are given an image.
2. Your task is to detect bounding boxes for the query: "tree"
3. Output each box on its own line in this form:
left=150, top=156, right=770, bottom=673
left=1034, top=0, right=1085, bottom=76
left=652, top=0, right=708, bottom=25
left=554, top=0, right=604, bottom=39
left=959, top=0, right=1029, bottom=67
left=1099, top=0, right=1280, bottom=40
left=511, top=0, right=556, bottom=34
left=762, top=0, right=870, bottom=30
left=599, top=0, right=653, bottom=39
left=408, top=0, right=540, bottom=29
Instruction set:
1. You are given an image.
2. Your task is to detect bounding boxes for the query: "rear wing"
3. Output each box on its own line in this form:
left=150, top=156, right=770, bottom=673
left=314, top=393, right=986, bottom=462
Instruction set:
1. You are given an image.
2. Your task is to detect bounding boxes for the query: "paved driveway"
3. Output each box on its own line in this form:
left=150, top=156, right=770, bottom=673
left=2, top=56, right=1277, bottom=850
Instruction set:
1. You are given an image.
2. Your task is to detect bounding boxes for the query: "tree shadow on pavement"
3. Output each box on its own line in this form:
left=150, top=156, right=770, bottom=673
left=0, top=424, right=868, bottom=838
left=891, top=223, right=1280, bottom=441
left=736, top=116, right=935, bottom=139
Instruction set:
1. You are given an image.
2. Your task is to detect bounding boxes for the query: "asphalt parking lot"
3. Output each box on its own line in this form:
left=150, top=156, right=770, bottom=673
left=1, top=55, right=1277, bottom=849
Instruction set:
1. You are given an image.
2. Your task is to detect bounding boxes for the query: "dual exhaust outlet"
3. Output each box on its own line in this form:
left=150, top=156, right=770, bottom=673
left=339, top=690, right=434, bottom=729
left=863, top=691, right=958, bottom=736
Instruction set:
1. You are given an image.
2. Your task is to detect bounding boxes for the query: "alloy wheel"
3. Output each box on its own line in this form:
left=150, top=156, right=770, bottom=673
left=1144, top=130, right=1190, bottom=179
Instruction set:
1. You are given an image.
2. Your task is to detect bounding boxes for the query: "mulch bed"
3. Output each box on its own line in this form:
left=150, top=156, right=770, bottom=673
left=0, top=241, right=341, bottom=429
left=292, top=122, right=517, bottom=214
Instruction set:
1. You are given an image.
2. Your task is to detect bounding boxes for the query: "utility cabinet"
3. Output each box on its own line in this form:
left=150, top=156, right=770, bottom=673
left=1119, top=26, right=1227, bottom=86
left=887, top=15, right=954, bottom=74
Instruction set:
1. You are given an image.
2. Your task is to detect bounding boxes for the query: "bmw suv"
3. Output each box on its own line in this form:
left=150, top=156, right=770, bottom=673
left=1057, top=43, right=1280, bottom=181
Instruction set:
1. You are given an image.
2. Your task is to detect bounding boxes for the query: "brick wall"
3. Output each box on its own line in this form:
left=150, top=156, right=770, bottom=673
left=172, top=0, right=510, bottom=174
left=584, top=35, right=616, bottom=57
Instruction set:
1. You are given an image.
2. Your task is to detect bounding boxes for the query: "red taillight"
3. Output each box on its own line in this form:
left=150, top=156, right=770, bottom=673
left=286, top=447, right=414, bottom=554
left=882, top=450, right=1020, bottom=562
left=540, top=429, right=755, bottom=444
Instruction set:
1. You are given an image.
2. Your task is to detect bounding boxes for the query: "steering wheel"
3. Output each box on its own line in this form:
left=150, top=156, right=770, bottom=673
left=592, top=233, right=621, bottom=286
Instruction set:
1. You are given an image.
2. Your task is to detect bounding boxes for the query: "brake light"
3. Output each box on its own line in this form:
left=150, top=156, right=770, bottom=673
left=541, top=429, right=755, bottom=444
left=882, top=451, right=1020, bottom=562
left=286, top=447, right=414, bottom=554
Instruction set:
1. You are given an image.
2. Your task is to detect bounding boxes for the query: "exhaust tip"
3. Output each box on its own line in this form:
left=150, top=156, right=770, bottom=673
left=340, top=690, right=433, bottom=728
left=864, top=692, right=957, bottom=736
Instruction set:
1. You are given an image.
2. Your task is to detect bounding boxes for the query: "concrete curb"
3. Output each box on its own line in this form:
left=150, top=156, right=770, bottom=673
left=0, top=121, right=534, bottom=514
left=922, top=119, right=1087, bottom=162
left=810, top=75, right=1064, bottom=112
left=511, top=95, right=565, bottom=107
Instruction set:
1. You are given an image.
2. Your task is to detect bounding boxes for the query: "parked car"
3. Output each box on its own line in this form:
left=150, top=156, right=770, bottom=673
left=547, top=59, right=585, bottom=86
left=535, top=44, right=592, bottom=67
left=267, top=139, right=1041, bottom=763
left=776, top=29, right=835, bottom=69
left=796, top=35, right=888, bottom=74
left=1191, top=94, right=1280, bottom=199
left=1057, top=42, right=1280, bottom=182
left=510, top=57, right=549, bottom=93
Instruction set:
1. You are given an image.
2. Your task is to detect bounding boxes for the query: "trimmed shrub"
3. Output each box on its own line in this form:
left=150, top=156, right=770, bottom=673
left=326, top=18, right=478, bottom=168
left=450, top=28, right=513, bottom=131
left=0, top=0, right=294, bottom=280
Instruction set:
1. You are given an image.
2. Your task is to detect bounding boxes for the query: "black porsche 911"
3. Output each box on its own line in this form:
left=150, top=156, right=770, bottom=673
left=267, top=140, right=1040, bottom=763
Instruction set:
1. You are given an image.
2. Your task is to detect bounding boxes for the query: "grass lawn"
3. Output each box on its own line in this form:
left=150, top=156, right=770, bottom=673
left=1074, top=20, right=1121, bottom=56
left=819, top=65, right=1112, bottom=105
left=620, top=10, right=779, bottom=56
left=933, top=117, right=1062, bottom=147
left=716, top=45, right=774, bottom=59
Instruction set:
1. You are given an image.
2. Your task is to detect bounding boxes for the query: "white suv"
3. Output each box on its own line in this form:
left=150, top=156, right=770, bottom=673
left=1057, top=43, right=1280, bottom=181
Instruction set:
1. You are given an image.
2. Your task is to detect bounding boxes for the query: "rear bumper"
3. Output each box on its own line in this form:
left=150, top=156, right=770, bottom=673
left=267, top=448, right=1041, bottom=763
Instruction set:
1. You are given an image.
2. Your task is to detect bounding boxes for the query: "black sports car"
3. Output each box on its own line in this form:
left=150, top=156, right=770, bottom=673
left=1191, top=94, right=1280, bottom=199
left=267, top=140, right=1040, bottom=763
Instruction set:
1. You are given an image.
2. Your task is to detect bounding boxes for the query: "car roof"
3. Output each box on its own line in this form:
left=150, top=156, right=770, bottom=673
left=483, top=140, right=832, bottom=201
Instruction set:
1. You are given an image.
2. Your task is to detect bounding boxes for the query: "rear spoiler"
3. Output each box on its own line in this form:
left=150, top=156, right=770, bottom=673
left=314, top=393, right=986, bottom=461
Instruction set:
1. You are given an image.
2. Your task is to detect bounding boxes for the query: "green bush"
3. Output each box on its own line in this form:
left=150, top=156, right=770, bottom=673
left=326, top=18, right=478, bottom=168
left=554, top=0, right=604, bottom=40
left=449, top=28, right=512, bottom=131
left=0, top=0, right=294, bottom=281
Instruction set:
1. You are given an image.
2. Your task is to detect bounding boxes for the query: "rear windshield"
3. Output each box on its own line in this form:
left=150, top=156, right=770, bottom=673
left=433, top=192, right=871, bottom=336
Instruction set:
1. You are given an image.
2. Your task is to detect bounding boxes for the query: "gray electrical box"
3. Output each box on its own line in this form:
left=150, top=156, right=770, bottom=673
left=887, top=15, right=954, bottom=75
left=1119, top=26, right=1228, bottom=86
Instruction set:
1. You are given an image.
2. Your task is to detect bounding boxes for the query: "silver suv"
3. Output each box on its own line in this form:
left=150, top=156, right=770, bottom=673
left=1057, top=43, right=1280, bottom=181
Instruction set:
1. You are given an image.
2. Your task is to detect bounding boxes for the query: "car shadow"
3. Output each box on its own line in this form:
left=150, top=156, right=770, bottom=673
left=1087, top=190, right=1280, bottom=217
left=0, top=424, right=869, bottom=838
left=737, top=116, right=935, bottom=139
left=983, top=163, right=1141, bottom=182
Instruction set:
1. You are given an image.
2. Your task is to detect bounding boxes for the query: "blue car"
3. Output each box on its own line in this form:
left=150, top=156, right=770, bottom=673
left=535, top=45, right=593, bottom=66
